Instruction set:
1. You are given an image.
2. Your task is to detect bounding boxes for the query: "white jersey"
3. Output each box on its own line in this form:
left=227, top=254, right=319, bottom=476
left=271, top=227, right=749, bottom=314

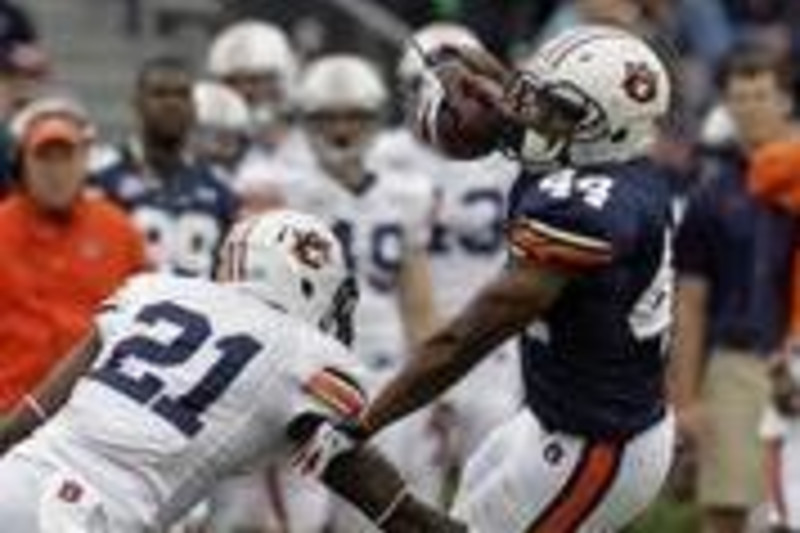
left=371, top=129, right=518, bottom=316
left=238, top=136, right=436, bottom=368
left=10, top=274, right=369, bottom=531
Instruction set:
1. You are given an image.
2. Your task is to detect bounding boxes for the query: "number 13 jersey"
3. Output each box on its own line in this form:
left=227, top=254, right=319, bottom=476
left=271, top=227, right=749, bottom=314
left=507, top=159, right=675, bottom=439
left=10, top=274, right=371, bottom=531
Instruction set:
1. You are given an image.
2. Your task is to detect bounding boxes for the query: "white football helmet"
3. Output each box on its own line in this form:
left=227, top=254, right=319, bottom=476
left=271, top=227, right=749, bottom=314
left=218, top=209, right=357, bottom=344
left=193, top=81, right=251, bottom=132
left=520, top=25, right=671, bottom=166
left=298, top=54, right=387, bottom=115
left=297, top=54, right=387, bottom=173
left=397, top=22, right=482, bottom=84
left=192, top=81, right=252, bottom=169
left=206, top=20, right=297, bottom=103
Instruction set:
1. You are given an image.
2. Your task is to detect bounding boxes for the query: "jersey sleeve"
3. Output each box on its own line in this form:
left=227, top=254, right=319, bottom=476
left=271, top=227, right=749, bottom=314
left=286, top=334, right=373, bottom=422
left=749, top=140, right=800, bottom=212
left=299, top=365, right=369, bottom=419
left=507, top=170, right=635, bottom=272
left=674, top=186, right=714, bottom=278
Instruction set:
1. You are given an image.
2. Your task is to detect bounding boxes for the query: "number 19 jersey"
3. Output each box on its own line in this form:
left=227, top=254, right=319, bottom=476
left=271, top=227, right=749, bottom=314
left=11, top=274, right=370, bottom=531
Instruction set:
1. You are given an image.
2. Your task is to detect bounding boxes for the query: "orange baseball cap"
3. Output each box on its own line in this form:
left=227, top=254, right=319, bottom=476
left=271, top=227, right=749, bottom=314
left=23, top=115, right=88, bottom=152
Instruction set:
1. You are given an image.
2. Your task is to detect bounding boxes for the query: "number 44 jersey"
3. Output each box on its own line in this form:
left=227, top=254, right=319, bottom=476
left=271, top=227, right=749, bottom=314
left=507, top=159, right=675, bottom=439
left=9, top=274, right=371, bottom=531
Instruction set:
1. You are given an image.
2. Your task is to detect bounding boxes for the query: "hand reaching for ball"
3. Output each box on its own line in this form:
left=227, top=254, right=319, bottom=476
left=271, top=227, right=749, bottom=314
left=410, top=44, right=586, bottom=161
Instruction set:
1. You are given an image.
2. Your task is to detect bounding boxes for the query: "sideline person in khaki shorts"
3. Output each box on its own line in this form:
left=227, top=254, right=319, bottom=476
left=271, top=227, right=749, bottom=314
left=672, top=46, right=797, bottom=533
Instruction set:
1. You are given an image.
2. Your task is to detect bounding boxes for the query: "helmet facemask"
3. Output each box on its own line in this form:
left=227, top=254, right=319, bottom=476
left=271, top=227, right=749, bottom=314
left=515, top=25, right=671, bottom=168
left=305, top=108, right=380, bottom=182
left=216, top=211, right=356, bottom=343
left=318, top=276, right=359, bottom=346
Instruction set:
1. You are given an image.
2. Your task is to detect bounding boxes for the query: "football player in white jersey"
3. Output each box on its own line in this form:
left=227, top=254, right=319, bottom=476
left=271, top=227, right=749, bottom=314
left=192, top=81, right=253, bottom=185
left=371, top=24, right=524, bottom=497
left=0, top=210, right=464, bottom=533
left=206, top=20, right=299, bottom=159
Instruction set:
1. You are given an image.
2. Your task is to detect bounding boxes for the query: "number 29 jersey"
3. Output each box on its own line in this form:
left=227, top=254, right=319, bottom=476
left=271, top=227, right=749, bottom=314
left=12, top=274, right=370, bottom=531
left=90, top=146, right=239, bottom=277
left=507, top=158, right=674, bottom=439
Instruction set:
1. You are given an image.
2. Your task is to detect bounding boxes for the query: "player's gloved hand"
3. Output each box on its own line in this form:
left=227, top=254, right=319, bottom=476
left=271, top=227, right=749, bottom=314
left=425, top=47, right=506, bottom=117
left=425, top=43, right=588, bottom=133
left=289, top=416, right=369, bottom=478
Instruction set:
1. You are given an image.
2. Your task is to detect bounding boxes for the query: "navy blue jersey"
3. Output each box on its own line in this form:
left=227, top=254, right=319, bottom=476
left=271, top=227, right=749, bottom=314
left=507, top=159, right=673, bottom=439
left=90, top=146, right=239, bottom=277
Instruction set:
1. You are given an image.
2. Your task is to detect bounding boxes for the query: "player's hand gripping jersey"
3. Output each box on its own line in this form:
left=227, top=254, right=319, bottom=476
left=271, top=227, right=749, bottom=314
left=7, top=274, right=369, bottom=531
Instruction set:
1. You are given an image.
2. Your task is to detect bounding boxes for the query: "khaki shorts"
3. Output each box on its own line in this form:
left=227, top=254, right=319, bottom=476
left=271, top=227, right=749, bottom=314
left=698, top=351, right=769, bottom=508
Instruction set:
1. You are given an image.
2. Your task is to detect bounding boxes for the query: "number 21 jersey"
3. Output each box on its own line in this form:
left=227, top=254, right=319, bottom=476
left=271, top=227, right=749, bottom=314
left=12, top=274, right=369, bottom=531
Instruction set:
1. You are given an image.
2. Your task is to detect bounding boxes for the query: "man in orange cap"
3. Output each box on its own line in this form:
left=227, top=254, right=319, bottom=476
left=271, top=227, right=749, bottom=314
left=0, top=96, right=146, bottom=420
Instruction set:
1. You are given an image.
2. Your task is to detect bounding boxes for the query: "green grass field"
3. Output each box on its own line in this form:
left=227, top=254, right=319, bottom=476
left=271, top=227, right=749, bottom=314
left=627, top=497, right=701, bottom=533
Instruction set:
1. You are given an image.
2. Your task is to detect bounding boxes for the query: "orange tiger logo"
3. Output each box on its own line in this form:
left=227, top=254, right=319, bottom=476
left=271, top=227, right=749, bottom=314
left=622, top=61, right=658, bottom=104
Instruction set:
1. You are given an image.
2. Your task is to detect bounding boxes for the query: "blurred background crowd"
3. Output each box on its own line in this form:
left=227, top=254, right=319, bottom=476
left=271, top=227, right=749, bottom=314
left=3, top=0, right=800, bottom=532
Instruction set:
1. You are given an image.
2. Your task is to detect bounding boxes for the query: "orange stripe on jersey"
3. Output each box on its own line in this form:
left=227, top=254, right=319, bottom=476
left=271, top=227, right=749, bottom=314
left=508, top=219, right=612, bottom=271
left=528, top=441, right=624, bottom=533
left=303, top=368, right=366, bottom=417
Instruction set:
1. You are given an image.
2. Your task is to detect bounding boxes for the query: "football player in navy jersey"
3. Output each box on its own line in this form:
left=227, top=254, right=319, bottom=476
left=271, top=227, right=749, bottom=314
left=91, top=56, right=239, bottom=278
left=328, top=25, right=679, bottom=532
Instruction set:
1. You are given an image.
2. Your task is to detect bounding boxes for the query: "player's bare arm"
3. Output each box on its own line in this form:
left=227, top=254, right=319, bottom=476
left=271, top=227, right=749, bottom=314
left=669, top=276, right=709, bottom=441
left=361, top=261, right=568, bottom=435
left=323, top=444, right=466, bottom=532
left=398, top=247, right=439, bottom=347
left=0, top=330, right=101, bottom=454
left=288, top=413, right=466, bottom=532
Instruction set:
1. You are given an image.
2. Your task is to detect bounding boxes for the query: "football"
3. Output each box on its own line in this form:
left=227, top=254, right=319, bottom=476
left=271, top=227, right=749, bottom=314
left=432, top=87, right=505, bottom=159
left=412, top=56, right=507, bottom=160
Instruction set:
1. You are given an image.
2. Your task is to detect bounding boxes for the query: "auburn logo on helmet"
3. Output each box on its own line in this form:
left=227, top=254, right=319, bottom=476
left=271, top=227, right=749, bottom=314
left=622, top=61, right=658, bottom=104
left=292, top=229, right=332, bottom=270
